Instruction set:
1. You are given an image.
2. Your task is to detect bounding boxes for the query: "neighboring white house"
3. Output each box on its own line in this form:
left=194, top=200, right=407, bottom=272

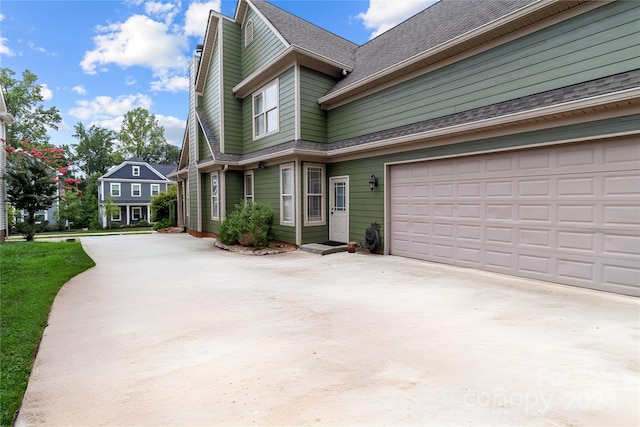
left=0, top=86, right=16, bottom=242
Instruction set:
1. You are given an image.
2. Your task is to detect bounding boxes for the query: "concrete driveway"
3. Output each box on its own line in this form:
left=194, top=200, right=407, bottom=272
left=16, top=234, right=639, bottom=426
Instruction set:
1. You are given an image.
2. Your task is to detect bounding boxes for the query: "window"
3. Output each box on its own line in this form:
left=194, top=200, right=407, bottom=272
left=132, top=207, right=142, bottom=220
left=280, top=164, right=294, bottom=225
left=132, top=183, right=141, bottom=197
left=151, top=184, right=160, bottom=196
left=244, top=171, right=254, bottom=203
left=253, top=80, right=278, bottom=138
left=245, top=19, right=254, bottom=47
left=211, top=172, right=219, bottom=220
left=110, top=183, right=121, bottom=197
left=186, top=178, right=190, bottom=217
left=305, top=164, right=324, bottom=225
left=132, top=166, right=140, bottom=176
left=111, top=208, right=121, bottom=222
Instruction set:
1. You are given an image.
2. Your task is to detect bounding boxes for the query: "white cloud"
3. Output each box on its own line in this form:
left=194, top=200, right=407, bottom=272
left=0, top=37, right=14, bottom=57
left=72, top=85, right=87, bottom=95
left=69, top=94, right=153, bottom=130
left=184, top=1, right=221, bottom=37
left=357, top=0, right=438, bottom=39
left=145, top=1, right=180, bottom=24
left=81, top=14, right=188, bottom=74
left=150, top=71, right=189, bottom=93
left=156, top=114, right=186, bottom=145
left=39, top=84, right=53, bottom=101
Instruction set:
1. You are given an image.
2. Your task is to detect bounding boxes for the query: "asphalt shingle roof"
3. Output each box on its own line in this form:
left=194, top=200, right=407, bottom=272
left=250, top=0, right=357, bottom=68
left=329, top=0, right=533, bottom=94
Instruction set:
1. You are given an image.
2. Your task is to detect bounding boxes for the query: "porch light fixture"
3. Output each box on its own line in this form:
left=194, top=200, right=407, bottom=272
left=369, top=174, right=378, bottom=191
left=258, top=161, right=266, bottom=169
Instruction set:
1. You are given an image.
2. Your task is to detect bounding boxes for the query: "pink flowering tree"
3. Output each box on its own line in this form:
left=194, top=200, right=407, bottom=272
left=5, top=138, right=78, bottom=240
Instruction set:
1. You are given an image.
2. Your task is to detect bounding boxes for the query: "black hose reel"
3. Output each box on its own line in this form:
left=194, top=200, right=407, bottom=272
left=365, top=222, right=381, bottom=253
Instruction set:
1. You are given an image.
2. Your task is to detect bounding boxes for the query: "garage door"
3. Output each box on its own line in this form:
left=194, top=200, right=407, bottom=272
left=389, top=137, right=640, bottom=296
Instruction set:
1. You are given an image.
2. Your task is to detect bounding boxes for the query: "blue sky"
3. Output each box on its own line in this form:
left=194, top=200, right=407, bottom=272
left=1, top=0, right=436, bottom=148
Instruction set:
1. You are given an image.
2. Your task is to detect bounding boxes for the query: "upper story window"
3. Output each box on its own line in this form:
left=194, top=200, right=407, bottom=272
left=151, top=184, right=160, bottom=197
left=132, top=183, right=141, bottom=197
left=244, top=171, right=254, bottom=203
left=110, top=183, right=121, bottom=197
left=253, top=80, right=279, bottom=139
left=132, top=166, right=140, bottom=176
left=245, top=20, right=254, bottom=47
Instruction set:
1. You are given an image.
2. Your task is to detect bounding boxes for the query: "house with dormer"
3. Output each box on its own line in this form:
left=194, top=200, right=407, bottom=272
left=171, top=0, right=639, bottom=296
left=98, top=157, right=175, bottom=227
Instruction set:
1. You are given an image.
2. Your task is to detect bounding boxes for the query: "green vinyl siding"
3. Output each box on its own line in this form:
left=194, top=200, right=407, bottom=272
left=329, top=114, right=640, bottom=250
left=252, top=165, right=296, bottom=244
left=242, top=7, right=287, bottom=79
left=200, top=37, right=221, bottom=151
left=187, top=164, right=198, bottom=231
left=328, top=1, right=640, bottom=141
left=197, top=127, right=211, bottom=160
left=242, top=67, right=296, bottom=153
left=225, top=170, right=244, bottom=212
left=300, top=67, right=335, bottom=143
left=222, top=21, right=244, bottom=154
left=201, top=172, right=215, bottom=233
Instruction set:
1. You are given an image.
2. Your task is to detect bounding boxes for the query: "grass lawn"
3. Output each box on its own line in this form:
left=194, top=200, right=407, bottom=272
left=0, top=242, right=95, bottom=426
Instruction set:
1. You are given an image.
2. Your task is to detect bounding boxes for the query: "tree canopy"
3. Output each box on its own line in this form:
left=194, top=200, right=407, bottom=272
left=0, top=68, right=62, bottom=146
left=66, top=123, right=123, bottom=176
left=118, top=107, right=178, bottom=165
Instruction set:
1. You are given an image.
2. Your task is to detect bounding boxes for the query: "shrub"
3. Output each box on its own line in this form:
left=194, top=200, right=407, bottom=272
left=136, top=220, right=150, bottom=227
left=219, top=201, right=274, bottom=248
left=153, top=218, right=173, bottom=230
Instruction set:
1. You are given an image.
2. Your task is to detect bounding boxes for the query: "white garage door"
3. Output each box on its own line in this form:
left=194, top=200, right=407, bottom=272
left=389, top=137, right=640, bottom=296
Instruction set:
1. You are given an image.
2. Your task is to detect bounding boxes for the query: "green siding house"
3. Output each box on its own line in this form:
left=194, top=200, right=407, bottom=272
left=170, top=0, right=640, bottom=296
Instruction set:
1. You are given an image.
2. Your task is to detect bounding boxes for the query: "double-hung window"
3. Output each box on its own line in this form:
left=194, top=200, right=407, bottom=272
left=253, top=80, right=278, bottom=138
left=132, top=183, right=141, bottom=197
left=305, top=164, right=324, bottom=225
left=132, top=166, right=140, bottom=176
left=112, top=208, right=121, bottom=221
left=151, top=184, right=160, bottom=196
left=244, top=171, right=254, bottom=203
left=132, top=207, right=142, bottom=220
left=211, top=172, right=220, bottom=220
left=110, top=183, right=121, bottom=197
left=280, top=164, right=294, bottom=225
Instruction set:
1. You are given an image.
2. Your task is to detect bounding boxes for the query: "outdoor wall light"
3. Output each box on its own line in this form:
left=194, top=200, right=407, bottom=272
left=258, top=161, right=266, bottom=169
left=369, top=174, right=378, bottom=191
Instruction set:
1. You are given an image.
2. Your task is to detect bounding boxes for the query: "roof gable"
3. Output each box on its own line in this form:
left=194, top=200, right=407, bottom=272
left=101, top=159, right=173, bottom=181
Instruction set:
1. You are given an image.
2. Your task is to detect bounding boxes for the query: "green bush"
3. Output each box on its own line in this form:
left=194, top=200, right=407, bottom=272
left=153, top=218, right=173, bottom=230
left=219, top=201, right=274, bottom=248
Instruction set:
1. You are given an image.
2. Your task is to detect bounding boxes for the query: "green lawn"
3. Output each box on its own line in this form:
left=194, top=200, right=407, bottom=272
left=0, top=242, right=95, bottom=426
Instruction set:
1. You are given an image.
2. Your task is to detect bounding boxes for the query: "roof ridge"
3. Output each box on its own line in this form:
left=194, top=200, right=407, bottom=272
left=252, top=0, right=358, bottom=48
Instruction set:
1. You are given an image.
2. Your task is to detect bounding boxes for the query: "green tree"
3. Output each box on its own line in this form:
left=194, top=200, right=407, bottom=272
left=151, top=185, right=177, bottom=223
left=67, top=123, right=122, bottom=176
left=0, top=68, right=62, bottom=147
left=101, top=196, right=120, bottom=229
left=6, top=152, right=59, bottom=241
left=118, top=108, right=175, bottom=164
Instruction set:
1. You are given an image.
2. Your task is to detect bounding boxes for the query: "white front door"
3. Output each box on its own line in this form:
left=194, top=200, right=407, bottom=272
left=329, top=176, right=349, bottom=243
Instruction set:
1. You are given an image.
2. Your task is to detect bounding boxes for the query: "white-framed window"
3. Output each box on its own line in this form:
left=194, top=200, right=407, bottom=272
left=132, top=166, right=140, bottom=176
left=186, top=178, right=190, bottom=218
left=110, top=183, right=121, bottom=197
left=253, top=80, right=279, bottom=139
left=280, top=163, right=294, bottom=226
left=132, top=183, right=141, bottom=197
left=244, top=171, right=254, bottom=203
left=111, top=208, right=121, bottom=222
left=304, top=164, right=325, bottom=225
left=151, top=184, right=160, bottom=196
left=245, top=19, right=254, bottom=47
left=132, top=207, right=142, bottom=220
left=211, top=172, right=220, bottom=220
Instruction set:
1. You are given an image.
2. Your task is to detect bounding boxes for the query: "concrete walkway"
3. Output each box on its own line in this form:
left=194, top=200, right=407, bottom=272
left=16, top=234, right=639, bottom=426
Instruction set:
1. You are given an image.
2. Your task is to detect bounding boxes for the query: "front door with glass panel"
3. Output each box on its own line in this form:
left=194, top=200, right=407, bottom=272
left=329, top=176, right=349, bottom=243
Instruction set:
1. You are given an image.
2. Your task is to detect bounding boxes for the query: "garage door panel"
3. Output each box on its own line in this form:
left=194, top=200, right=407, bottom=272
left=389, top=138, right=640, bottom=296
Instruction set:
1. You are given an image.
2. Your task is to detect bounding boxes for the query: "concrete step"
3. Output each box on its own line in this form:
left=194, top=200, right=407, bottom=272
left=299, top=242, right=348, bottom=255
